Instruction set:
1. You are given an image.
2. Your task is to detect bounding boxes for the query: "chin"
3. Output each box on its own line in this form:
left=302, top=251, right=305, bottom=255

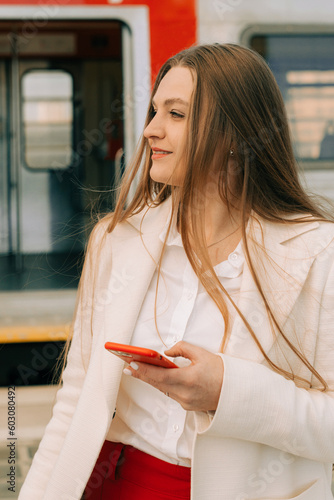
left=149, top=165, right=169, bottom=184
left=149, top=165, right=183, bottom=187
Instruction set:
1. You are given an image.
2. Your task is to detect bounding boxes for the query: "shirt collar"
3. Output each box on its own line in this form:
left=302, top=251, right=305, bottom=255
left=159, top=209, right=183, bottom=247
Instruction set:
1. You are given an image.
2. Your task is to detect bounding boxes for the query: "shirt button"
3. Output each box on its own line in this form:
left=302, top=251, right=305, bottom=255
left=173, top=335, right=180, bottom=343
left=186, top=290, right=194, bottom=300
left=230, top=253, right=239, bottom=261
left=173, top=424, right=179, bottom=432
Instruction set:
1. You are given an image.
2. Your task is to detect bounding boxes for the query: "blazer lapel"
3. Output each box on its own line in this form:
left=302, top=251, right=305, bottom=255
left=226, top=215, right=320, bottom=362
left=101, top=200, right=172, bottom=409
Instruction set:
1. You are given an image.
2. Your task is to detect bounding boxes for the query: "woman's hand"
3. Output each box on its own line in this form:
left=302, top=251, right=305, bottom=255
left=123, top=341, right=224, bottom=412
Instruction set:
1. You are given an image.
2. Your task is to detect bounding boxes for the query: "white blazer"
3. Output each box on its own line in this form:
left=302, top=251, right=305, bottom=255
left=18, top=199, right=334, bottom=500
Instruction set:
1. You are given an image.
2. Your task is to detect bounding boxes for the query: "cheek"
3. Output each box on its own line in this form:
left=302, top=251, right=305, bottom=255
left=173, top=127, right=186, bottom=152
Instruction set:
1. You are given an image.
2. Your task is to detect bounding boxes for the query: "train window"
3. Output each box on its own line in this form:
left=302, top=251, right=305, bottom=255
left=22, top=70, right=73, bottom=169
left=250, top=35, right=334, bottom=164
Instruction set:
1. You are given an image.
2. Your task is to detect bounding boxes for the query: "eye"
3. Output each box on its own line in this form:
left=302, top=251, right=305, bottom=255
left=170, top=111, right=185, bottom=119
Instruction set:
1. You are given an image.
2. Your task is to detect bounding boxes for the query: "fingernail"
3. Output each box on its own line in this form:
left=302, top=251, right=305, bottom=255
left=130, top=362, right=139, bottom=370
left=123, top=368, right=132, bottom=376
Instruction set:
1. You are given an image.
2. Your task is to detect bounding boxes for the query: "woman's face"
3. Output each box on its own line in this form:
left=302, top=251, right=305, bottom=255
left=144, top=66, right=193, bottom=186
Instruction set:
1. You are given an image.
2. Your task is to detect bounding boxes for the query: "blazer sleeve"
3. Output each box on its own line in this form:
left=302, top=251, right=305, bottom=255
left=18, top=221, right=108, bottom=500
left=199, top=255, right=334, bottom=463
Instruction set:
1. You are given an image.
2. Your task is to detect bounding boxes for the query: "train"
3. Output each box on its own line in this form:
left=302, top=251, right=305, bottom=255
left=0, top=0, right=334, bottom=494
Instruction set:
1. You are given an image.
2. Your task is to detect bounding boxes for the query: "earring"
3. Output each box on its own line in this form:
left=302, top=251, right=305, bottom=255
left=230, top=149, right=234, bottom=156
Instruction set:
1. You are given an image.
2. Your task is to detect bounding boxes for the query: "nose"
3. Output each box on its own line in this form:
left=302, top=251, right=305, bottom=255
left=144, top=112, right=165, bottom=140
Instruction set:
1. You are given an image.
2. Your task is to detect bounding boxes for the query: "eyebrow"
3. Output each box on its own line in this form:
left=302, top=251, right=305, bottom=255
left=152, top=97, right=189, bottom=107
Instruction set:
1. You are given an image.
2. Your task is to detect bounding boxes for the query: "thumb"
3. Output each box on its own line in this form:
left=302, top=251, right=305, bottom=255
left=164, top=341, right=202, bottom=363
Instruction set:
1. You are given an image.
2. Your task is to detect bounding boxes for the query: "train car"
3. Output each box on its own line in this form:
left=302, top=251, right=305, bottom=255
left=0, top=0, right=333, bottom=496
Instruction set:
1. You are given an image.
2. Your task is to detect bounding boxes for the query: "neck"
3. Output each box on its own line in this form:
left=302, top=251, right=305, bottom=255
left=203, top=194, right=242, bottom=246
left=175, top=183, right=244, bottom=246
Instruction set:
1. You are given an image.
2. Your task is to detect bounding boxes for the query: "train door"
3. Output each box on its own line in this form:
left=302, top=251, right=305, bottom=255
left=0, top=22, right=125, bottom=292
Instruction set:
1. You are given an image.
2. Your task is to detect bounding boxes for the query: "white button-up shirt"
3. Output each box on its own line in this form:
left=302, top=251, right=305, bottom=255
left=107, top=216, right=244, bottom=466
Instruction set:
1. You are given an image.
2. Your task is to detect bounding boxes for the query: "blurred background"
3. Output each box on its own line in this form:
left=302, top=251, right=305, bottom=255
left=0, top=0, right=334, bottom=497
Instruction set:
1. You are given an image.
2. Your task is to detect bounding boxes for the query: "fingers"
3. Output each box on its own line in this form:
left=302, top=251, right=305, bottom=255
left=123, top=360, right=178, bottom=393
left=122, top=343, right=225, bottom=412
left=124, top=361, right=194, bottom=408
left=164, top=340, right=204, bottom=362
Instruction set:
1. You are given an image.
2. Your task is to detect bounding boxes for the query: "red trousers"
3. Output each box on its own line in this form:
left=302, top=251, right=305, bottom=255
left=83, top=440, right=191, bottom=500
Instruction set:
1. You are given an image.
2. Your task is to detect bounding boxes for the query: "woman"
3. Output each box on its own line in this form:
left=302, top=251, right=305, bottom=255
left=19, top=44, right=334, bottom=500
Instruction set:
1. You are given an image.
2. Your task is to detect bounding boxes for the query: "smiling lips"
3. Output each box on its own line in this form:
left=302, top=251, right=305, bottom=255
left=151, top=147, right=172, bottom=160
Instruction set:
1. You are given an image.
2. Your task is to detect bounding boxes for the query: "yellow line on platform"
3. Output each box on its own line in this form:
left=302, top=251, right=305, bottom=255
left=0, top=324, right=72, bottom=343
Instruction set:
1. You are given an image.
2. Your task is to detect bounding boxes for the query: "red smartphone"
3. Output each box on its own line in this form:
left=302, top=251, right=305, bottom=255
left=104, top=342, right=178, bottom=368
